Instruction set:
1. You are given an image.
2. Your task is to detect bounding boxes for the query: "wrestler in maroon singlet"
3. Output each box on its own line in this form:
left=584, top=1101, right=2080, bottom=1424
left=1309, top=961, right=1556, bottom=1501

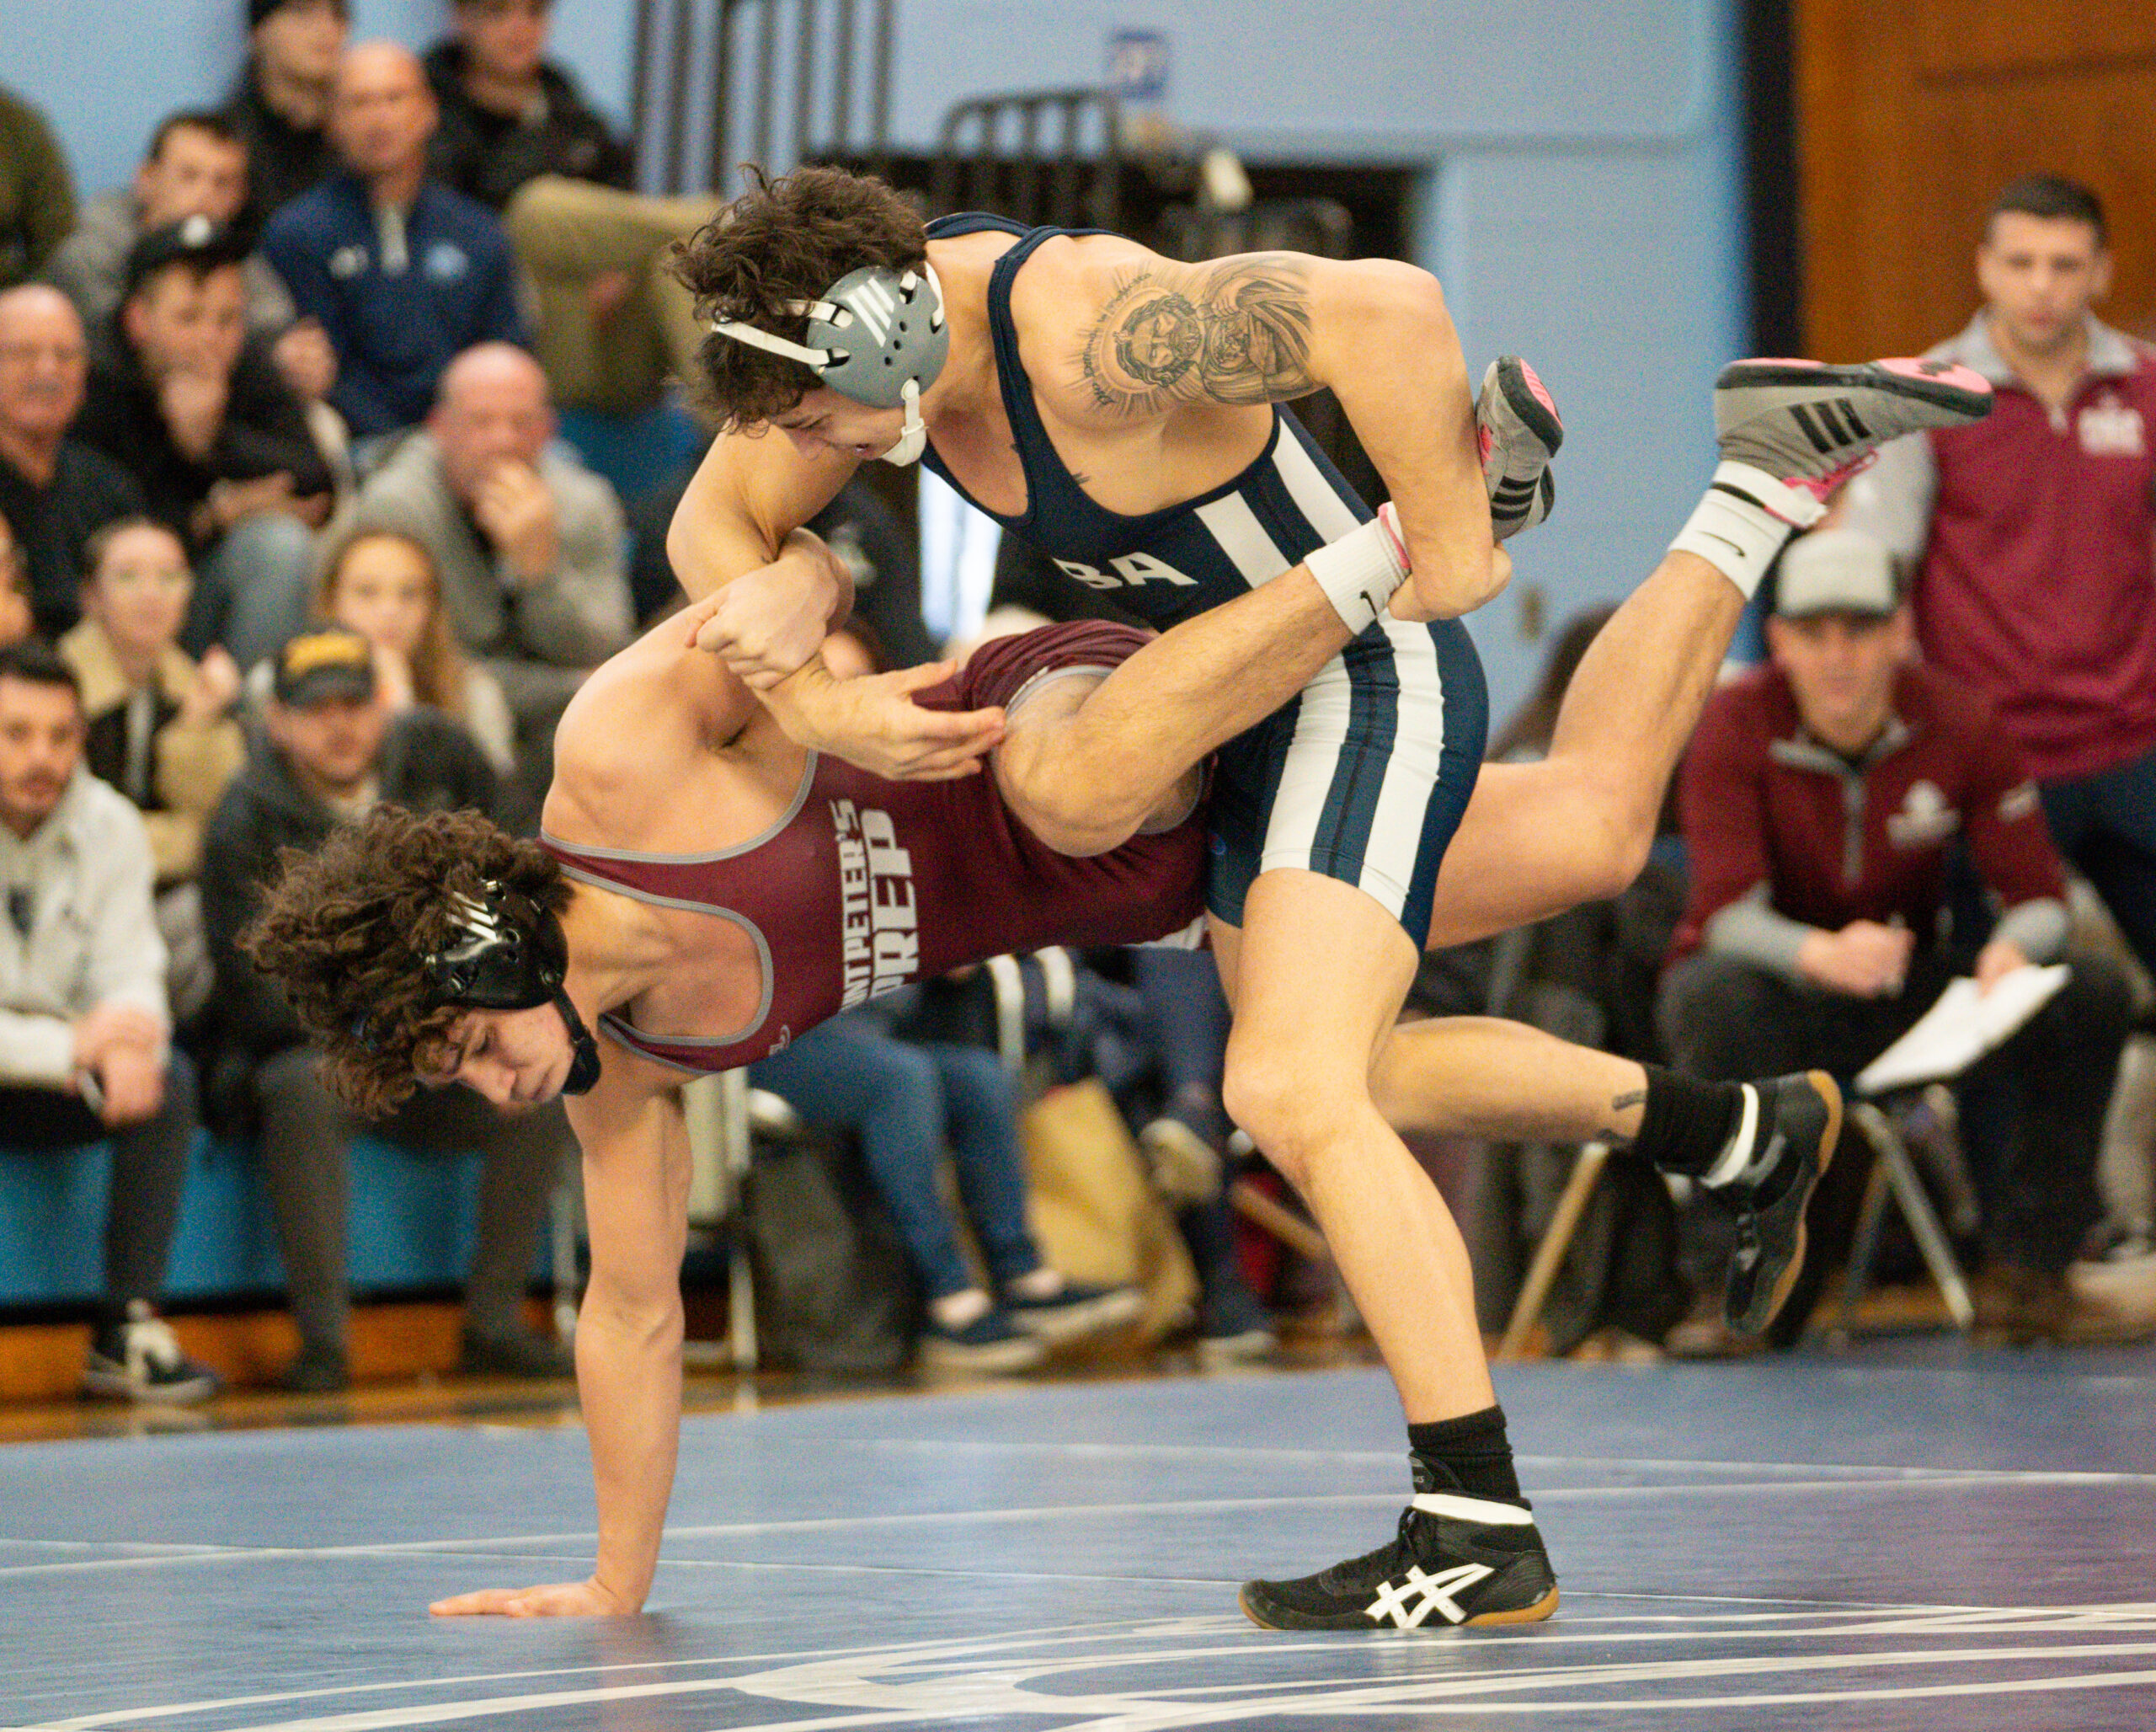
left=540, top=621, right=1209, bottom=1072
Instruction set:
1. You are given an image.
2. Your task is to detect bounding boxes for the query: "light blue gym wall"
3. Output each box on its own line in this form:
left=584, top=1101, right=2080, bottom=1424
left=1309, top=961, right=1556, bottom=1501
left=0, top=0, right=1746, bottom=723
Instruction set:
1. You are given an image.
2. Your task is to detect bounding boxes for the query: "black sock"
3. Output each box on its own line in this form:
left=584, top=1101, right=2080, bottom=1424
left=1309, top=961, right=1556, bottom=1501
left=1631, top=1066, right=1744, bottom=1178
left=1407, top=1406, right=1526, bottom=1507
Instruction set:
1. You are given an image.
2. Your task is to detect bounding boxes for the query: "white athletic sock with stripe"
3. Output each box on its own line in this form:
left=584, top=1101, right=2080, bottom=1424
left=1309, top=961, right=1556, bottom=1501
left=1669, top=461, right=1828, bottom=599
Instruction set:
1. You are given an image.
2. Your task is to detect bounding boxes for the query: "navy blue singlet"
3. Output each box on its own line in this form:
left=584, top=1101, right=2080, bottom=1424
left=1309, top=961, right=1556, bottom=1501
left=921, top=212, right=1489, bottom=944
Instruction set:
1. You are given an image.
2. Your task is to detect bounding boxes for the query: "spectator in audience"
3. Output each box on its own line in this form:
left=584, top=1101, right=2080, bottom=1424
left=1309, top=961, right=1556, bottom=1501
left=424, top=0, right=633, bottom=211
left=262, top=41, right=526, bottom=441
left=45, top=111, right=339, bottom=419
left=308, top=521, right=515, bottom=772
left=344, top=341, right=629, bottom=811
left=1658, top=528, right=2136, bottom=1344
left=201, top=626, right=570, bottom=1391
left=59, top=519, right=244, bottom=1022
left=224, top=0, right=349, bottom=239
left=420, top=0, right=710, bottom=416
left=750, top=1005, right=1145, bottom=1371
left=0, top=506, right=41, bottom=648
left=0, top=84, right=73, bottom=289
left=0, top=639, right=213, bottom=1403
left=47, top=113, right=291, bottom=348
left=0, top=286, right=145, bottom=639
left=1130, top=945, right=1278, bottom=1363
left=74, top=218, right=328, bottom=669
left=1843, top=174, right=2156, bottom=978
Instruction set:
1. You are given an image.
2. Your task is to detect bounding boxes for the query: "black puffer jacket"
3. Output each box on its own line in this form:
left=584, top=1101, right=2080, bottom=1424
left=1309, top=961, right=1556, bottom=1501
left=422, top=42, right=635, bottom=211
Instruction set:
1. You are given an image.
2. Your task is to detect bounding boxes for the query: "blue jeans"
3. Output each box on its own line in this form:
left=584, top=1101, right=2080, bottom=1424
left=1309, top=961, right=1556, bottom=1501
left=188, top=512, right=317, bottom=669
left=750, top=1013, right=1041, bottom=1300
left=2040, top=740, right=2156, bottom=978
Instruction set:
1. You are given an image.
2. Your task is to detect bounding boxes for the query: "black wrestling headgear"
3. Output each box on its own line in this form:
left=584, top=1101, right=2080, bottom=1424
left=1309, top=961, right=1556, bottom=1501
left=425, top=883, right=601, bottom=1095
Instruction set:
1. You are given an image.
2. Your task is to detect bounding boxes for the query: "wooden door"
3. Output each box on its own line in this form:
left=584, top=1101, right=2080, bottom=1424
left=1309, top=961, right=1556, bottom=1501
left=1796, top=0, right=2156, bottom=359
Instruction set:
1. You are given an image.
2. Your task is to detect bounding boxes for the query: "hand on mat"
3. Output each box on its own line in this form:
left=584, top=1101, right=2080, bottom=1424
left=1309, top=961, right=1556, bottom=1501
left=430, top=1576, right=636, bottom=1618
left=770, top=659, right=1006, bottom=781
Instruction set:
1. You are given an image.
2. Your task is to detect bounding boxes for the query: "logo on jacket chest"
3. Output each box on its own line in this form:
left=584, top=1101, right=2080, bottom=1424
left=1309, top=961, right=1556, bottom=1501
left=1885, top=778, right=1959, bottom=850
left=832, top=799, right=918, bottom=1008
left=2079, top=394, right=2146, bottom=458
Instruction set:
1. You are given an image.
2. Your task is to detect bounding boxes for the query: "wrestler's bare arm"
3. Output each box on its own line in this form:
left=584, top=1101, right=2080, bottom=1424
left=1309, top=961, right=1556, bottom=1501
left=431, top=1053, right=691, bottom=1618
left=1044, top=242, right=1500, bottom=620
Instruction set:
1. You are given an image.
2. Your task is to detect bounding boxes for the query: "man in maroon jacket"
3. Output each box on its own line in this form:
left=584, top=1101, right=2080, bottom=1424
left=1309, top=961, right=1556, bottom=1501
left=1842, top=174, right=2156, bottom=978
left=1661, top=527, right=2135, bottom=1341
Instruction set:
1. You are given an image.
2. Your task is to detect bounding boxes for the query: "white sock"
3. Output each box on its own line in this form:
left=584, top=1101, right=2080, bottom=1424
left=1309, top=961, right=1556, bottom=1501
left=1668, top=461, right=1827, bottom=598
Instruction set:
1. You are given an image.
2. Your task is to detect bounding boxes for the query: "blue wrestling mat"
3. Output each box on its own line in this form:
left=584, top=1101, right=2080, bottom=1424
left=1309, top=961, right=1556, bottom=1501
left=4, top=1344, right=2154, bottom=1729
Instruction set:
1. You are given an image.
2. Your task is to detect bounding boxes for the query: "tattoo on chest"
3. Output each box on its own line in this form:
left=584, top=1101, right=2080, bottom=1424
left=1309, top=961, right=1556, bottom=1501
left=1073, top=255, right=1316, bottom=418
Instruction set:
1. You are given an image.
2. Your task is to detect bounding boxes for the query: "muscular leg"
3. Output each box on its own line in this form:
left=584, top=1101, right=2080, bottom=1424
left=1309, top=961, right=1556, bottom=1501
left=1424, top=550, right=1740, bottom=949
left=1213, top=873, right=1495, bottom=1421
left=1372, top=1015, right=1647, bottom=1146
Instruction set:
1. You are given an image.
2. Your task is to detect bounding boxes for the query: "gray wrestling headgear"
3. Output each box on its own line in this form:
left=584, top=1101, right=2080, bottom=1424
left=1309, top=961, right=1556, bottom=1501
left=708, top=263, right=948, bottom=465
left=424, top=884, right=601, bottom=1096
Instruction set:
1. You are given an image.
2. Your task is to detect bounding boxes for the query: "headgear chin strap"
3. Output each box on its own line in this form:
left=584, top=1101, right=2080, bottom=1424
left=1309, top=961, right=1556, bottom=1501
left=426, top=885, right=602, bottom=1096
left=709, top=261, right=948, bottom=467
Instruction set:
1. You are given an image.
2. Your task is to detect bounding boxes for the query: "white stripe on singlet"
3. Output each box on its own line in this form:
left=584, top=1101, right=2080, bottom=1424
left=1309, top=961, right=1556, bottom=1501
left=1193, top=491, right=1293, bottom=588
left=1271, top=425, right=1364, bottom=541
left=1255, top=651, right=1356, bottom=874
left=1355, top=617, right=1449, bottom=918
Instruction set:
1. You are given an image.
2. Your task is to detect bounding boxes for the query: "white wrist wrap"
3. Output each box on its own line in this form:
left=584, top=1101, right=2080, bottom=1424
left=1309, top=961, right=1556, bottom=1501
left=1304, top=505, right=1410, bottom=633
left=1668, top=461, right=1826, bottom=600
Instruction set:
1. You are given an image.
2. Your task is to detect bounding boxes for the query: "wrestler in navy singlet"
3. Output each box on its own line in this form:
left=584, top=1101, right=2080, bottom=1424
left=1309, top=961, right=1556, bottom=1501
left=921, top=212, right=1487, bottom=945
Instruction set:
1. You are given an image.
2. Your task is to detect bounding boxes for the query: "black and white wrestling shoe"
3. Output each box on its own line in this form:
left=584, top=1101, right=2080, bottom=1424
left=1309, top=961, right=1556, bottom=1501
left=1709, top=1071, right=1844, bottom=1336
left=1241, top=1490, right=1559, bottom=1631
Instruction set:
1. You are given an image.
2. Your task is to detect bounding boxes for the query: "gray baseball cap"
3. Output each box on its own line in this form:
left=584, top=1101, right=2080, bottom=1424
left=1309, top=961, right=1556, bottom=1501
left=1775, top=528, right=1898, bottom=618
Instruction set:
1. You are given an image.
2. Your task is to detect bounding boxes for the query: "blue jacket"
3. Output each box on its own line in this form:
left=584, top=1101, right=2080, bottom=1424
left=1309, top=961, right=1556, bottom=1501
left=261, top=173, right=527, bottom=437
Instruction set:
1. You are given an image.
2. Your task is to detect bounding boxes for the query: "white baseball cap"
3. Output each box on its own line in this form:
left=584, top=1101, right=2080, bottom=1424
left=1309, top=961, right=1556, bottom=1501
left=1774, top=528, right=1899, bottom=618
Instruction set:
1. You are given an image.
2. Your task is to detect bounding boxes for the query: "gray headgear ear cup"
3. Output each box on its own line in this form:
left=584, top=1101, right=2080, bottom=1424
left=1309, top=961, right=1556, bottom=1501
left=708, top=262, right=948, bottom=464
left=801, top=266, right=950, bottom=410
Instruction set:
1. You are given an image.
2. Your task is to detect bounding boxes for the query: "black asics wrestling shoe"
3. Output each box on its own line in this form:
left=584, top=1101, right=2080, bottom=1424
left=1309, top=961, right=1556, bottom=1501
left=1716, top=1071, right=1843, bottom=1336
left=1712, top=356, right=1992, bottom=509
left=1241, top=1493, right=1559, bottom=1631
left=1478, top=355, right=1563, bottom=542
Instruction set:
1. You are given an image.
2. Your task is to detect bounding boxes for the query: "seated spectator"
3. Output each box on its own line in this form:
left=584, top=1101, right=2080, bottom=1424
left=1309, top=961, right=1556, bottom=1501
left=344, top=341, right=629, bottom=815
left=0, top=640, right=213, bottom=1403
left=307, top=521, right=515, bottom=772
left=419, top=0, right=712, bottom=417
left=224, top=0, right=348, bottom=239
left=750, top=1002, right=1144, bottom=1371
left=201, top=626, right=571, bottom=1391
left=0, top=286, right=145, bottom=638
left=0, top=84, right=72, bottom=289
left=424, top=0, right=633, bottom=211
left=0, top=505, right=40, bottom=647
left=73, top=218, right=329, bottom=669
left=1657, top=528, right=2137, bottom=1344
left=262, top=42, right=526, bottom=441
left=45, top=112, right=297, bottom=355
left=59, top=519, right=244, bottom=1021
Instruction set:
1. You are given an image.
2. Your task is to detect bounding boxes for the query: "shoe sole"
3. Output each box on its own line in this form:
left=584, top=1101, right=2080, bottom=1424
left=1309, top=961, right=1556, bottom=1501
left=1007, top=1287, right=1147, bottom=1344
left=1485, top=355, right=1565, bottom=454
left=79, top=1371, right=218, bottom=1406
left=1717, top=358, right=1994, bottom=425
left=1237, top=1580, right=1561, bottom=1630
left=918, top=1338, right=1049, bottom=1374
left=1748, top=1070, right=1842, bottom=1334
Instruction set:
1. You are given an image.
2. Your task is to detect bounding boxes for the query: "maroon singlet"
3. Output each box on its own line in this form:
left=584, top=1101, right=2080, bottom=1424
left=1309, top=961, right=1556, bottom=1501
left=540, top=621, right=1209, bottom=1072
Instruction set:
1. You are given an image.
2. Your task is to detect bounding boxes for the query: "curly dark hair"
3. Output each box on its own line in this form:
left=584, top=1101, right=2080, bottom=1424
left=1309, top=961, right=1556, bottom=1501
left=240, top=805, right=570, bottom=1115
left=668, top=163, right=928, bottom=429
